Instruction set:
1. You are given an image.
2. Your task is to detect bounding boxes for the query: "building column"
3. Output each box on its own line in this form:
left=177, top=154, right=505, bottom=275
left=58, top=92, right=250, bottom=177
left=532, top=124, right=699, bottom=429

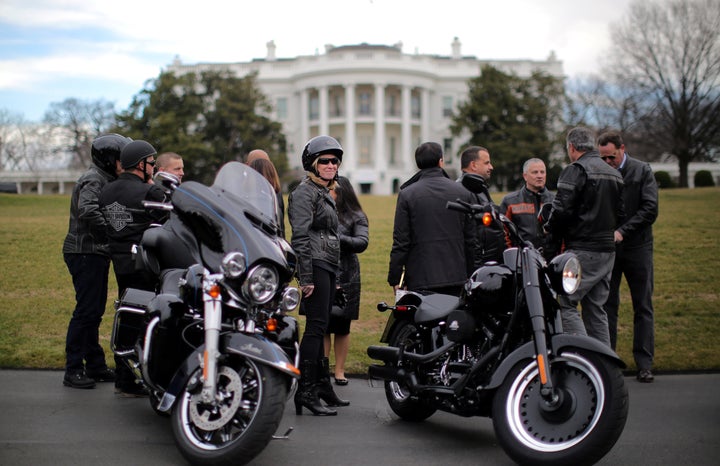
left=374, top=83, right=387, bottom=193
left=421, top=88, right=431, bottom=142
left=319, top=85, right=329, bottom=136
left=401, top=85, right=413, bottom=170
left=300, top=89, right=309, bottom=147
left=344, top=83, right=357, bottom=174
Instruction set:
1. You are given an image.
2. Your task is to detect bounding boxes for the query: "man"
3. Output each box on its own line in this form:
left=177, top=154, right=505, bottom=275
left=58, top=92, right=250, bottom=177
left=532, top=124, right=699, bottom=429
left=388, top=142, right=479, bottom=295
left=457, top=146, right=505, bottom=263
left=100, top=140, right=167, bottom=396
left=500, top=158, right=555, bottom=248
left=246, top=149, right=270, bottom=164
left=598, top=131, right=658, bottom=383
left=62, top=134, right=130, bottom=389
left=155, top=152, right=184, bottom=182
left=544, top=127, right=624, bottom=347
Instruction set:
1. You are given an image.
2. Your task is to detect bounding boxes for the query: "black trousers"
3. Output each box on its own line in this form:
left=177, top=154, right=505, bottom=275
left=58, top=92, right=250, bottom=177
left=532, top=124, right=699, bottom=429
left=606, top=243, right=655, bottom=370
left=299, top=266, right=336, bottom=363
left=64, top=254, right=110, bottom=373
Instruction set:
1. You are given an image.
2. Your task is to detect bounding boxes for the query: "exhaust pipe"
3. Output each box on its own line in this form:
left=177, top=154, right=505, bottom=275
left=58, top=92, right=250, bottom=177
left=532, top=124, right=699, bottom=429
left=367, top=342, right=455, bottom=364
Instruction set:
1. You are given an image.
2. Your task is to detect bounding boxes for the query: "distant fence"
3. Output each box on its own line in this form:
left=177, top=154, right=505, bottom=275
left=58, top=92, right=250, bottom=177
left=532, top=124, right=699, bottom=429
left=1, top=162, right=719, bottom=194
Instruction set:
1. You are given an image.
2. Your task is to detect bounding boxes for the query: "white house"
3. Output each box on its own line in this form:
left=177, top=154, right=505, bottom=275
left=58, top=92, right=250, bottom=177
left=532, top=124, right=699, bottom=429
left=165, top=38, right=563, bottom=194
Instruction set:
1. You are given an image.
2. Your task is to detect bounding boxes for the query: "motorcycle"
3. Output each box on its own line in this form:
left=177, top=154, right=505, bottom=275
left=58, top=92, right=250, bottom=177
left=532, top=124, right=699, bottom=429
left=110, top=162, right=301, bottom=465
left=367, top=174, right=628, bottom=465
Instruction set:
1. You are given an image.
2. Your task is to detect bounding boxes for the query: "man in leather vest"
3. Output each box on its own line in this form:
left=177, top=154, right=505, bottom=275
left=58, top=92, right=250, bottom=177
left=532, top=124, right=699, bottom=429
left=544, top=127, right=624, bottom=347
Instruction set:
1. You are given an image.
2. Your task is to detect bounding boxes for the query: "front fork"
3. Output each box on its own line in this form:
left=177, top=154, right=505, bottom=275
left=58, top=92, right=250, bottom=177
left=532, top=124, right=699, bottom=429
left=520, top=249, right=559, bottom=405
left=200, top=274, right=223, bottom=404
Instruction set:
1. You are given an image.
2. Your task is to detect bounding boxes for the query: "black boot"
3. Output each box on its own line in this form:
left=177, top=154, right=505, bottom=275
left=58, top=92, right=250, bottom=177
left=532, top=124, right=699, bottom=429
left=317, top=357, right=350, bottom=407
left=294, top=360, right=337, bottom=416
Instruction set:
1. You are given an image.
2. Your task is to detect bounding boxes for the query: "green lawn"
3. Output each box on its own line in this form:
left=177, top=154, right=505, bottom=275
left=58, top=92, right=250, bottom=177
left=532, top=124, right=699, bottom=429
left=1, top=188, right=719, bottom=373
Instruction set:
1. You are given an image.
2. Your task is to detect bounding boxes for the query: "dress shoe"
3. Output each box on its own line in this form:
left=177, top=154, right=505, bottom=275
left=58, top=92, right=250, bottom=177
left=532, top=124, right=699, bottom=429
left=637, top=369, right=654, bottom=383
left=87, top=367, right=116, bottom=383
left=63, top=370, right=96, bottom=389
left=334, top=377, right=349, bottom=386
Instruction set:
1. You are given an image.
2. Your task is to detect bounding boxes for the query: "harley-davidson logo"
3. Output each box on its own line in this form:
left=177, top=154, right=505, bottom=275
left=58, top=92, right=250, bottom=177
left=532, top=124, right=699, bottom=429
left=104, top=201, right=133, bottom=232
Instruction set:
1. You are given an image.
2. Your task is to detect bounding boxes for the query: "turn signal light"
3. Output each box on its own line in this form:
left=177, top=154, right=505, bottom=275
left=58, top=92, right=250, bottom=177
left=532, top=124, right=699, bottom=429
left=266, top=317, right=278, bottom=332
left=208, top=285, right=221, bottom=299
left=482, top=212, right=493, bottom=227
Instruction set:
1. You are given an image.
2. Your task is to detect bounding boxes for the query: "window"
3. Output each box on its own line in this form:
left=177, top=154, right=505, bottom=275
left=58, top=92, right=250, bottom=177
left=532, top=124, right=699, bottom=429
left=331, top=93, right=343, bottom=117
left=359, top=135, right=372, bottom=165
left=359, top=92, right=371, bottom=116
left=387, top=94, right=398, bottom=117
left=389, top=137, right=397, bottom=165
left=276, top=97, right=287, bottom=120
left=442, top=96, right=453, bottom=117
left=411, top=95, right=421, bottom=118
left=443, top=138, right=453, bottom=164
left=309, top=95, right=319, bottom=120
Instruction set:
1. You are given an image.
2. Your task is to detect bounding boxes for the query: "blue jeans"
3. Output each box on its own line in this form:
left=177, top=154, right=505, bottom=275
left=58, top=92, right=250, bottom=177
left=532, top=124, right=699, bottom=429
left=559, top=250, right=615, bottom=347
left=64, top=253, right=110, bottom=373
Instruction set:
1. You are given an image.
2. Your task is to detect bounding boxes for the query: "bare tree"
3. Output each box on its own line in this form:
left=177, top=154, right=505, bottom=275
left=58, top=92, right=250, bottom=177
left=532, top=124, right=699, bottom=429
left=611, top=0, right=720, bottom=187
left=43, top=98, right=116, bottom=169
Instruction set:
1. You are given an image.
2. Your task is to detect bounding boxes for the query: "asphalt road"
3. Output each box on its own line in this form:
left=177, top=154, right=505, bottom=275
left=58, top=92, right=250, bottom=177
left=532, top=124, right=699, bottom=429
left=0, top=370, right=718, bottom=465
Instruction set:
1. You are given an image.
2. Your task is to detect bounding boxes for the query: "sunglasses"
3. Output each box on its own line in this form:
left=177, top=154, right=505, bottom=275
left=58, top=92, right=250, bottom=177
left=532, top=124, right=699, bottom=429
left=601, top=156, right=616, bottom=161
left=317, top=157, right=340, bottom=166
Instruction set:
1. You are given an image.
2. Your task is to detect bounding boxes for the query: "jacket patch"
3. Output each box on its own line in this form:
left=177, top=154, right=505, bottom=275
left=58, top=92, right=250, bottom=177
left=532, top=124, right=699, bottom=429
left=104, top=202, right=133, bottom=232
left=510, top=203, right=536, bottom=215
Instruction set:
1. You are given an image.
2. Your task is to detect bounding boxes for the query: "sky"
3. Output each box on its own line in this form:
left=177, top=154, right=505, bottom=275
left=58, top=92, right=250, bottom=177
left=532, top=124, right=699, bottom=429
left=0, top=0, right=632, bottom=122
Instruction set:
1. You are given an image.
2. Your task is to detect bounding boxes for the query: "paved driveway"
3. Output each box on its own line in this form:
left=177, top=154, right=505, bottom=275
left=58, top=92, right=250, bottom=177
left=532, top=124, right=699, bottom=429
left=0, top=370, right=718, bottom=465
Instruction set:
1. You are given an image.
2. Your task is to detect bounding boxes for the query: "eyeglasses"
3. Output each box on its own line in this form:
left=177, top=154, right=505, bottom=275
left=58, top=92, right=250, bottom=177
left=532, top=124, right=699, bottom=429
left=317, top=157, right=340, bottom=166
left=601, top=156, right=616, bottom=161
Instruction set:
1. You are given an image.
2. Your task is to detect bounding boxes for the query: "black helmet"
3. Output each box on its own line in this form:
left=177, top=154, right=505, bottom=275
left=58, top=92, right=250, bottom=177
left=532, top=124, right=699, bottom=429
left=91, top=133, right=131, bottom=176
left=121, top=140, right=157, bottom=169
left=301, top=135, right=343, bottom=171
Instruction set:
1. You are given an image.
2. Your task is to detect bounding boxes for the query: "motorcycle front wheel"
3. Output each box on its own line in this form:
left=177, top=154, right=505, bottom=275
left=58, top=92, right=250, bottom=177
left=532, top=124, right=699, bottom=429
left=491, top=349, right=628, bottom=466
left=384, top=320, right=437, bottom=422
left=171, top=358, right=288, bottom=466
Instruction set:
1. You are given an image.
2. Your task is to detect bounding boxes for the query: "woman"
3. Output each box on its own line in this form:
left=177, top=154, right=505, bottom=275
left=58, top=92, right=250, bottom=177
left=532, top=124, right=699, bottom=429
left=248, top=157, right=285, bottom=238
left=325, top=176, right=369, bottom=385
left=288, top=135, right=348, bottom=416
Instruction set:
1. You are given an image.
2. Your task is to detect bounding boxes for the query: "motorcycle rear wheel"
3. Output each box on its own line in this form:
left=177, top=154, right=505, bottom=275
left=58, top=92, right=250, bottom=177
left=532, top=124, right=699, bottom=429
left=491, top=349, right=628, bottom=466
left=171, top=358, right=287, bottom=466
left=384, top=320, right=437, bottom=422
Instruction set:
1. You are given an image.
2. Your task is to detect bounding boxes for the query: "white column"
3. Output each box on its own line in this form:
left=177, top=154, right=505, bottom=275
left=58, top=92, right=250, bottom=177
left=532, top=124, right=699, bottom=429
left=401, top=85, right=413, bottom=170
left=344, top=83, right=357, bottom=173
left=319, top=85, right=329, bottom=136
left=300, top=89, right=309, bottom=147
left=374, top=83, right=387, bottom=192
left=421, top=88, right=431, bottom=142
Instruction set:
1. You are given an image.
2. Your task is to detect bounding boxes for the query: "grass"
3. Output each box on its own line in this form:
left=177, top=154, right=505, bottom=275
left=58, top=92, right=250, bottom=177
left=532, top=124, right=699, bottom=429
left=1, top=188, right=719, bottom=373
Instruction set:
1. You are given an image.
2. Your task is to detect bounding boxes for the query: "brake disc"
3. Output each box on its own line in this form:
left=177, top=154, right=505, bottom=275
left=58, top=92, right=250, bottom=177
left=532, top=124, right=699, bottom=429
left=188, top=366, right=244, bottom=430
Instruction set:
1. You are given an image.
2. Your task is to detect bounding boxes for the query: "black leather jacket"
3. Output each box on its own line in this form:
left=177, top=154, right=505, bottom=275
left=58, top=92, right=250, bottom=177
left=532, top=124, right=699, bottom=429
left=545, top=150, right=625, bottom=252
left=500, top=186, right=555, bottom=248
left=288, top=177, right=340, bottom=286
left=617, top=155, right=658, bottom=249
left=62, top=164, right=116, bottom=256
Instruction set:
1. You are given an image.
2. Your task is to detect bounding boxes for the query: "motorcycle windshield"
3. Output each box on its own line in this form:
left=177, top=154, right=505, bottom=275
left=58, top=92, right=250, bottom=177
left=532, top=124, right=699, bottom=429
left=212, top=162, right=279, bottom=225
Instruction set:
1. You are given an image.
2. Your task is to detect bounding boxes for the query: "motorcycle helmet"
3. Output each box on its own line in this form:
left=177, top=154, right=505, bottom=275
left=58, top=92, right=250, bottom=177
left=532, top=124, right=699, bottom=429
left=121, top=140, right=157, bottom=169
left=301, top=135, right=343, bottom=171
left=91, top=133, right=131, bottom=176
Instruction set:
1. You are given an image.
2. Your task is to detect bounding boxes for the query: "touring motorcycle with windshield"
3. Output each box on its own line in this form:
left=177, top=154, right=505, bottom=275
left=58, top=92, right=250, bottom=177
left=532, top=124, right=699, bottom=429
left=368, top=174, right=628, bottom=465
left=110, top=162, right=300, bottom=465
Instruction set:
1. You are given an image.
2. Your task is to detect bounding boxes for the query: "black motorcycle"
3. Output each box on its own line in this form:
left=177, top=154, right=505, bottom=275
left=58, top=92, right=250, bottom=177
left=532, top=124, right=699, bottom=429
left=111, top=162, right=300, bottom=465
left=368, top=175, right=628, bottom=465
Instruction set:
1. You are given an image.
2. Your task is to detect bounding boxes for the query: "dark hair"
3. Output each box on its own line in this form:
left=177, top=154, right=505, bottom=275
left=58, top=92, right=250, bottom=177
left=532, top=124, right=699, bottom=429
left=460, top=145, right=488, bottom=169
left=335, top=176, right=367, bottom=222
left=249, top=158, right=281, bottom=193
left=597, top=130, right=624, bottom=148
left=415, top=142, right=443, bottom=169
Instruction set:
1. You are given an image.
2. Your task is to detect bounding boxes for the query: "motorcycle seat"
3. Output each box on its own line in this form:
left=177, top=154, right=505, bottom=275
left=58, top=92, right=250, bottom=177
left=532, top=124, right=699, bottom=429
left=415, top=293, right=460, bottom=323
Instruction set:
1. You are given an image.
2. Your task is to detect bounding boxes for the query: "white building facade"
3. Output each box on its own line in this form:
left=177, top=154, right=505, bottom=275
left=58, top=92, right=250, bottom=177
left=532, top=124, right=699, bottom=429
left=166, top=39, right=563, bottom=194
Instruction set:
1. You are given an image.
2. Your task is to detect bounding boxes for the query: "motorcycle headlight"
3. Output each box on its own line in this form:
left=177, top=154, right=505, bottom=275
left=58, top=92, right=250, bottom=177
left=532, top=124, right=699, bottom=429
left=548, top=253, right=581, bottom=295
left=281, top=287, right=301, bottom=312
left=221, top=251, right=246, bottom=279
left=242, top=264, right=279, bottom=304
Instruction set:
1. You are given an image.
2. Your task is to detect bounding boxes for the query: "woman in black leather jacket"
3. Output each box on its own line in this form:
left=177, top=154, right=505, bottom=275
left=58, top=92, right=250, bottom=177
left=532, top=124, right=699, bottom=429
left=288, top=135, right=348, bottom=416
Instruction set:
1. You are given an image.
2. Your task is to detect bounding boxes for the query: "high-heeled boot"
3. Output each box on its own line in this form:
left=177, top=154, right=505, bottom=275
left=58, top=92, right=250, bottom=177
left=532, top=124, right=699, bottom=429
left=294, top=359, right=337, bottom=416
left=316, top=357, right=350, bottom=407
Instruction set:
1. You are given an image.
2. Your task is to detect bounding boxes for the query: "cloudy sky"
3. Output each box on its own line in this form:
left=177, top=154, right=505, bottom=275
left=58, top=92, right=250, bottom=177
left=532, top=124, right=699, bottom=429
left=0, top=0, right=632, bottom=122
